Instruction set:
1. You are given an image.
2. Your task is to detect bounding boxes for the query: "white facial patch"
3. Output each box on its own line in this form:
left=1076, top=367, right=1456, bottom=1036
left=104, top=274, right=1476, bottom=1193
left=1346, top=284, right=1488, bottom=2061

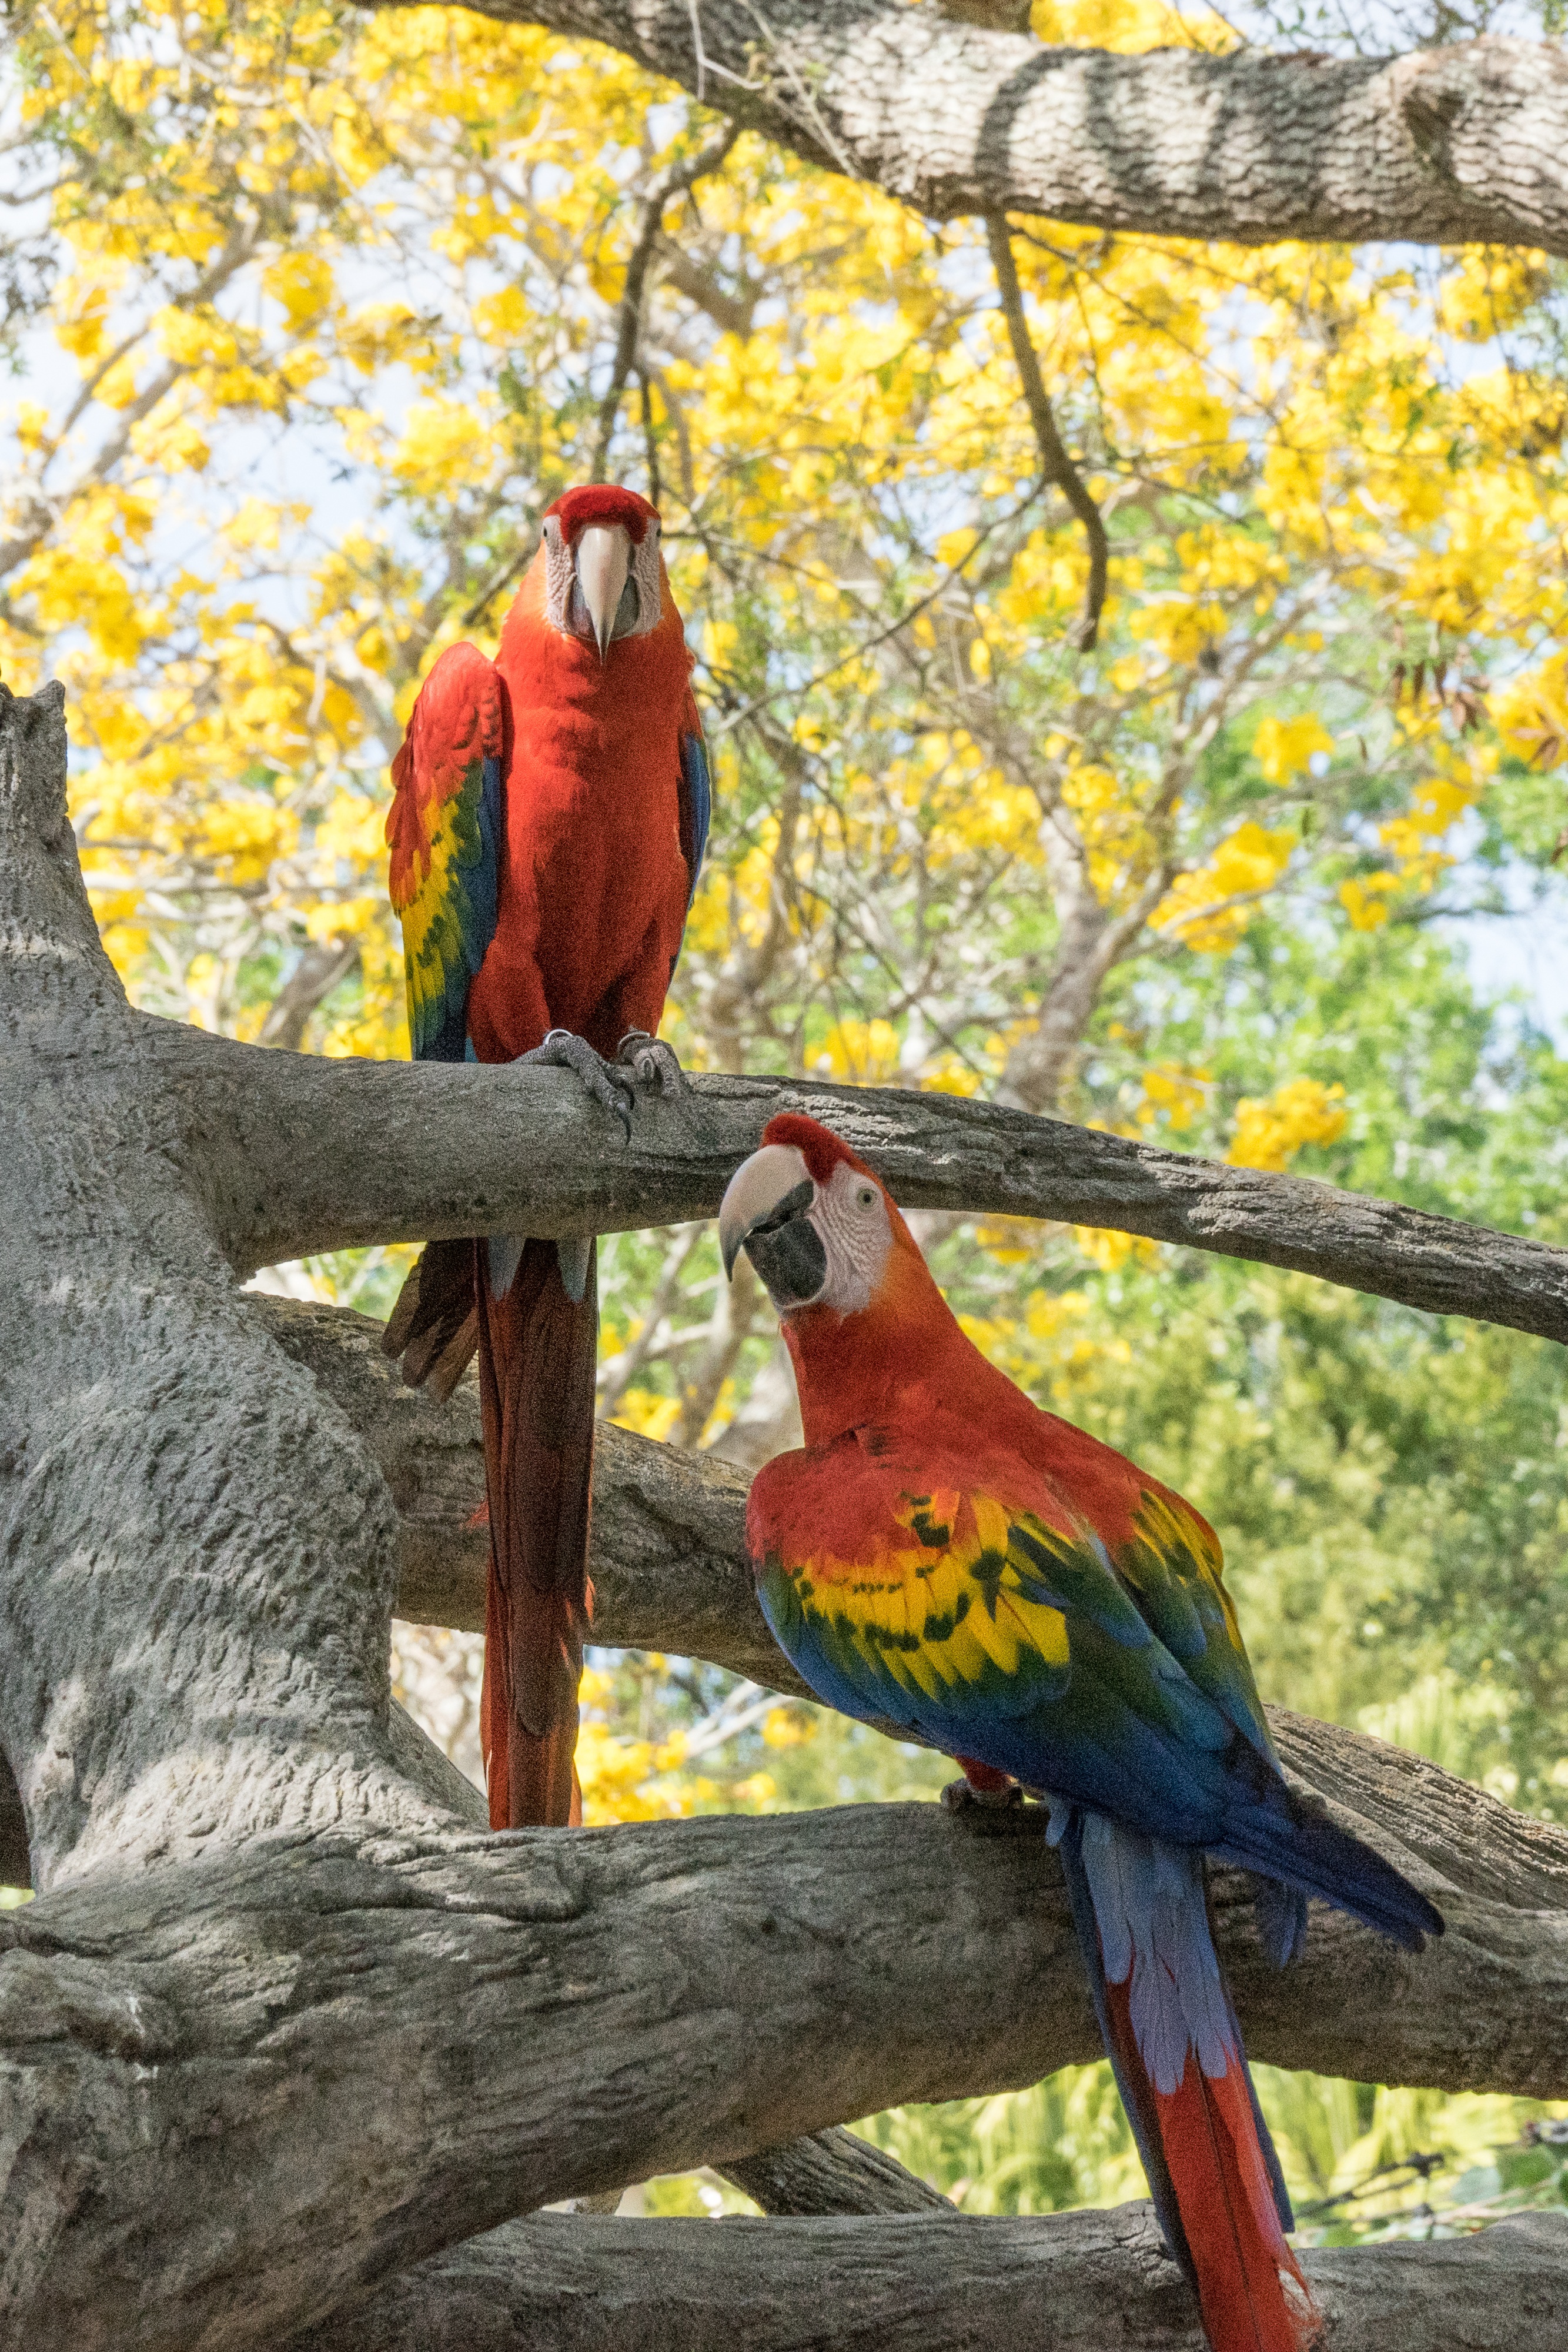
left=540, top=510, right=664, bottom=642
left=542, top=514, right=574, bottom=634
left=812, top=1160, right=894, bottom=1316
left=626, top=520, right=663, bottom=636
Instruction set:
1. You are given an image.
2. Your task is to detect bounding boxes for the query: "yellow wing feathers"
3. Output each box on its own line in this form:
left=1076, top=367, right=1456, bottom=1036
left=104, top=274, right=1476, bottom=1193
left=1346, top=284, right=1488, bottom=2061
left=790, top=1490, right=1072, bottom=1709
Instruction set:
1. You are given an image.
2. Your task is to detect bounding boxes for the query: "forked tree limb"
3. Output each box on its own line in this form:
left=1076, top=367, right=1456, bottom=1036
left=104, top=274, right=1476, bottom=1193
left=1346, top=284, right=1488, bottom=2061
left=299, top=2208, right=1568, bottom=2352
left=5, top=1765, right=1567, bottom=2350
left=362, top=1, right=1568, bottom=256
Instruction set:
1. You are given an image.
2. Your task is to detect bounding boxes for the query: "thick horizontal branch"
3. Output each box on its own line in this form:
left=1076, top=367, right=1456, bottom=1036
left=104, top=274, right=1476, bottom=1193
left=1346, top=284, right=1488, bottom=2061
left=302, top=2207, right=1568, bottom=2352
left=213, top=1050, right=1568, bottom=1354
left=255, top=1292, right=1568, bottom=2102
left=6, top=1780, right=1566, bottom=2349
left=368, top=0, right=1568, bottom=255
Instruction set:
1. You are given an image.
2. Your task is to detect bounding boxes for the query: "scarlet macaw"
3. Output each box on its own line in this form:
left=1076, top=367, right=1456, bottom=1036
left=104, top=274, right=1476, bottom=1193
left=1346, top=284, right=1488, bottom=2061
left=719, top=1112, right=1442, bottom=2352
left=384, top=484, right=708, bottom=1829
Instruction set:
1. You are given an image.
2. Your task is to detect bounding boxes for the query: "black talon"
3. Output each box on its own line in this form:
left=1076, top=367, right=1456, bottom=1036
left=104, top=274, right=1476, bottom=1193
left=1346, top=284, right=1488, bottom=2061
left=520, top=1030, right=636, bottom=1142
left=616, top=1027, right=687, bottom=1096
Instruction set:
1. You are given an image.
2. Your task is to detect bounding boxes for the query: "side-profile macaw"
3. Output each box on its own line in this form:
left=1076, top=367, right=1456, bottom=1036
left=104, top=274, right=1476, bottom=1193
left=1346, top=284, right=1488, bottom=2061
left=719, top=1112, right=1443, bottom=2352
left=383, top=483, right=709, bottom=1830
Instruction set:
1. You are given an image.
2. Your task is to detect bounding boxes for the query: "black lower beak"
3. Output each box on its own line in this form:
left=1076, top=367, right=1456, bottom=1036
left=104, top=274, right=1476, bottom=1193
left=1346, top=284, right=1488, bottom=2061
left=733, top=1181, right=828, bottom=1308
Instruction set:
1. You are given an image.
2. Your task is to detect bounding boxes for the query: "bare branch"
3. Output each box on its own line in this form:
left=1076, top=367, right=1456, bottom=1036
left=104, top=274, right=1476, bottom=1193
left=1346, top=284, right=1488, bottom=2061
left=985, top=213, right=1106, bottom=653
left=589, top=127, right=740, bottom=482
left=258, top=936, right=361, bottom=1050
left=292, top=2208, right=1568, bottom=2352
left=718, top=2126, right=953, bottom=2216
left=363, top=4, right=1568, bottom=256
left=187, top=1044, right=1568, bottom=1345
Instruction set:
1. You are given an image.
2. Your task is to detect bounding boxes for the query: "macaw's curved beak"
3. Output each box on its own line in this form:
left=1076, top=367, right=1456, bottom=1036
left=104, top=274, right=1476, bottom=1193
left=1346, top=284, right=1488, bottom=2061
left=574, top=523, right=631, bottom=659
left=718, top=1142, right=827, bottom=1308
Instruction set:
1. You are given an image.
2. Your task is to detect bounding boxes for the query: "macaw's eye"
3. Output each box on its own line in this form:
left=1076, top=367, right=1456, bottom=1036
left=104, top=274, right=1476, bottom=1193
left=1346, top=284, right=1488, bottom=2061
left=856, top=1184, right=877, bottom=1210
left=610, top=575, right=640, bottom=641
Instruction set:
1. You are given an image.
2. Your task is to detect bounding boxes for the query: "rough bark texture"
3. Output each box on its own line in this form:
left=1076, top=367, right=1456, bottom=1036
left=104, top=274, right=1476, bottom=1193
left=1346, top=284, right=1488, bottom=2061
left=248, top=1294, right=1568, bottom=2103
left=3, top=673, right=1565, bottom=2346
left=297, top=2208, right=1568, bottom=2352
left=199, top=1043, right=1568, bottom=1345
left=368, top=0, right=1568, bottom=256
left=718, top=2127, right=955, bottom=2217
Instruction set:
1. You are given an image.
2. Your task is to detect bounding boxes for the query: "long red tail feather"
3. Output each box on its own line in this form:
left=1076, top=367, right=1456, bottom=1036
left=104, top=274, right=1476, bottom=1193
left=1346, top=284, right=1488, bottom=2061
left=474, top=1236, right=596, bottom=1829
left=1105, top=1976, right=1318, bottom=2352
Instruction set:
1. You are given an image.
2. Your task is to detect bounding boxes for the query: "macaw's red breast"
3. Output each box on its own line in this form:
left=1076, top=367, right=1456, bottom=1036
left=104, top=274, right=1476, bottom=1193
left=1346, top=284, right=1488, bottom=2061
left=466, top=544, right=697, bottom=1061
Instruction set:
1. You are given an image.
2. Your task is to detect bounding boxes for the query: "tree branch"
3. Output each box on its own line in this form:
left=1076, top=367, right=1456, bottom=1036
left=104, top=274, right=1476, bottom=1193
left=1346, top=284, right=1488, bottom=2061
left=258, top=936, right=362, bottom=1050
left=299, top=2208, right=1568, bottom=2352
left=180, top=1040, right=1568, bottom=1345
left=718, top=2126, right=954, bottom=2216
left=985, top=212, right=1106, bottom=652
left=0, top=678, right=1566, bottom=2349
left=589, top=127, right=739, bottom=480
left=364, top=4, right=1568, bottom=255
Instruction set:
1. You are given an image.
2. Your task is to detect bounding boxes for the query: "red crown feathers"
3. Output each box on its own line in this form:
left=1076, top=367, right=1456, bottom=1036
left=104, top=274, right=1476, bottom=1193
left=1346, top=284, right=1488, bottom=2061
left=761, top=1113, right=881, bottom=1189
left=544, top=484, right=658, bottom=546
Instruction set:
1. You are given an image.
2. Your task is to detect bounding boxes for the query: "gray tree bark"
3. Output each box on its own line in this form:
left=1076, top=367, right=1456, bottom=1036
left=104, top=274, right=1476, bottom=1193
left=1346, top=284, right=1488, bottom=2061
left=2, top=676, right=1565, bottom=2346
left=297, top=2207, right=1568, bottom=2352
left=368, top=0, right=1568, bottom=255
left=196, top=1040, right=1568, bottom=1346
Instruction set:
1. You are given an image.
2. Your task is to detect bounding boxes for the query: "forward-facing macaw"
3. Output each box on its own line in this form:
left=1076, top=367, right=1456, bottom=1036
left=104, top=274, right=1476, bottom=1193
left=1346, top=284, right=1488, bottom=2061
left=719, top=1113, right=1443, bottom=2352
left=383, top=483, right=709, bottom=1830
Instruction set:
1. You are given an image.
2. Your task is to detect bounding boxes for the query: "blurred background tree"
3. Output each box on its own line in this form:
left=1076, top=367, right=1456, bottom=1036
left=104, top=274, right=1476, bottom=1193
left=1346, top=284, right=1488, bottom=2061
left=4, top=0, right=1567, bottom=2233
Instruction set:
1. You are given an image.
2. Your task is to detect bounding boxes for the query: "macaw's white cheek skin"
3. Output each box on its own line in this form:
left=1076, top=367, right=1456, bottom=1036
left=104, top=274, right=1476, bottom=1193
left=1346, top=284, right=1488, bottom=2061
left=811, top=1161, right=894, bottom=1317
left=718, top=1144, right=894, bottom=1316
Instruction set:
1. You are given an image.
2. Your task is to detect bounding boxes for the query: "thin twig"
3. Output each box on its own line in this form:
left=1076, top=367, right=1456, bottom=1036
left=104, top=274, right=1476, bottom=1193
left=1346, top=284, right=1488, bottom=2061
left=460, top=543, right=533, bottom=632
left=707, top=492, right=1040, bottom=737
left=985, top=213, right=1108, bottom=653
left=589, top=127, right=738, bottom=485
left=638, top=368, right=663, bottom=510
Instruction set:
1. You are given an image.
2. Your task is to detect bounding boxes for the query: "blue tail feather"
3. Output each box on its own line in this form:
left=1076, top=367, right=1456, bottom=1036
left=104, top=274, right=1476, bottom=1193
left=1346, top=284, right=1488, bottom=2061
left=1055, top=1808, right=1198, bottom=2286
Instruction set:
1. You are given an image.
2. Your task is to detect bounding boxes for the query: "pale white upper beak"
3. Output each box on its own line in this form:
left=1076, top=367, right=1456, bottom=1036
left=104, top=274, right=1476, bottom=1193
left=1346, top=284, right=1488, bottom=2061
left=719, top=1144, right=815, bottom=1281
left=574, top=523, right=631, bottom=659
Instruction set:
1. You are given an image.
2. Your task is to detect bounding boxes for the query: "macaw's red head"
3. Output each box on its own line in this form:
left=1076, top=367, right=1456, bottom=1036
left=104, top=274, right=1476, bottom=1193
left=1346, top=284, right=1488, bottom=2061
left=718, top=1114, right=922, bottom=1320
left=540, top=484, right=666, bottom=659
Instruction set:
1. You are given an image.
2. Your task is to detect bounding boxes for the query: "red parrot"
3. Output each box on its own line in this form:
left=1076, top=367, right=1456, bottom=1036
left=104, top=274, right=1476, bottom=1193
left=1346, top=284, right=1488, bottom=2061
left=383, top=484, right=708, bottom=1829
left=719, top=1113, right=1443, bottom=2352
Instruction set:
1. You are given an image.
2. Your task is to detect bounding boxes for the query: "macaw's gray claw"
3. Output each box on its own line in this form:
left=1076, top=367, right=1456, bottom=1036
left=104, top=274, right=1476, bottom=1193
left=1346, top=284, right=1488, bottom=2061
left=940, top=1775, right=1024, bottom=1813
left=520, top=1028, right=636, bottom=1141
left=616, top=1027, right=687, bottom=1095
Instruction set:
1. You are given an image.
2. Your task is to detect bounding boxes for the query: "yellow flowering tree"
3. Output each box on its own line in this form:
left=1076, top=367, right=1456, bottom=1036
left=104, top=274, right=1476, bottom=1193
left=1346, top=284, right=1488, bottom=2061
left=5, top=0, right=1567, bottom=1756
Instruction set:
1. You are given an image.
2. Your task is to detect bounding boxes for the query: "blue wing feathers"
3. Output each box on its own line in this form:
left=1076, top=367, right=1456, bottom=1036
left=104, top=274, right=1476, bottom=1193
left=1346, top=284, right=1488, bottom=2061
left=678, top=726, right=710, bottom=906
left=390, top=643, right=503, bottom=1063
